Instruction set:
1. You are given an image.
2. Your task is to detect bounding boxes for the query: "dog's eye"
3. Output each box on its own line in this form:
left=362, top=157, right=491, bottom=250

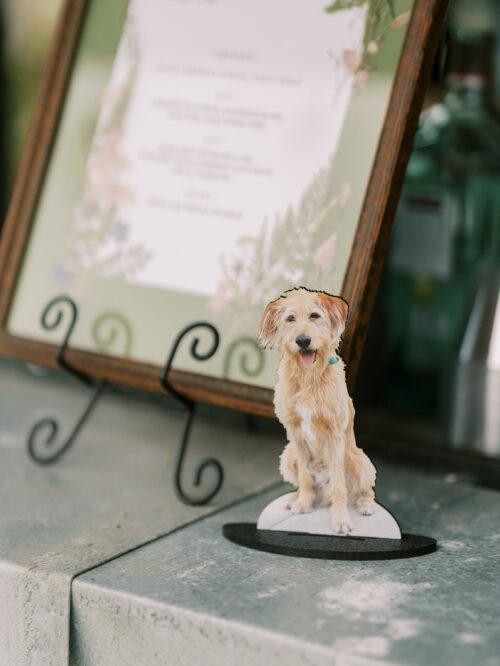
left=286, top=315, right=295, bottom=323
left=309, top=312, right=320, bottom=320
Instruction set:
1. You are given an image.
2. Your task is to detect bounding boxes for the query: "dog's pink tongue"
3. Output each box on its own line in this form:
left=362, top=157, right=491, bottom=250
left=300, top=351, right=315, bottom=366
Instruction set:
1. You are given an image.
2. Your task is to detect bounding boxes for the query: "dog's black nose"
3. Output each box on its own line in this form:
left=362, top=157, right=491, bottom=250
left=295, top=334, right=311, bottom=350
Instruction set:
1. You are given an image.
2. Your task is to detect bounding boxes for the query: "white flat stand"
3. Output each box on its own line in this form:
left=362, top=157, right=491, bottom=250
left=257, top=492, right=401, bottom=539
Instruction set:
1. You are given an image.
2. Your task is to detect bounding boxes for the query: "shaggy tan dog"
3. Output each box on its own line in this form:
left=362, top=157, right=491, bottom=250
left=259, top=287, right=376, bottom=534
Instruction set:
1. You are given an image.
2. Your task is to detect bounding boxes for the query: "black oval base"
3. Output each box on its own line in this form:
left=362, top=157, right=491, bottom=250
left=223, top=523, right=437, bottom=560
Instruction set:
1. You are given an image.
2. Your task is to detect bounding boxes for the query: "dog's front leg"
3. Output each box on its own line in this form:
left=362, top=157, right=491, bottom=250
left=329, top=435, right=352, bottom=534
left=287, top=438, right=315, bottom=514
left=279, top=442, right=299, bottom=486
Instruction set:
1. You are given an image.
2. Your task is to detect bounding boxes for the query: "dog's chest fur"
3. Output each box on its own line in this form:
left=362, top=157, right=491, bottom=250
left=274, top=360, right=349, bottom=453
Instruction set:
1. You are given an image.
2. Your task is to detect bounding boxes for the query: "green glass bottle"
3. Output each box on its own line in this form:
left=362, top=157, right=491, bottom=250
left=386, top=30, right=500, bottom=415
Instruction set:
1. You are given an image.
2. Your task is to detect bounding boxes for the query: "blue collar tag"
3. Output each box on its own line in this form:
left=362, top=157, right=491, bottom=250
left=327, top=356, right=340, bottom=366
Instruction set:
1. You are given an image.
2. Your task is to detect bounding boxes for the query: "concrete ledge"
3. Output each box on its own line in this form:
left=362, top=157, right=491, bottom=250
left=71, top=469, right=500, bottom=666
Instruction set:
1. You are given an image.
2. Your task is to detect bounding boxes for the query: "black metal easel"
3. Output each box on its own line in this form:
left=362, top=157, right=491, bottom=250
left=27, top=295, right=225, bottom=506
left=160, top=322, right=224, bottom=505
left=27, top=296, right=106, bottom=465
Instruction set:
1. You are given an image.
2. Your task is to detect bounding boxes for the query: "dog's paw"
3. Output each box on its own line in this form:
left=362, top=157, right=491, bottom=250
left=332, top=512, right=353, bottom=535
left=288, top=494, right=314, bottom=514
left=356, top=497, right=375, bottom=516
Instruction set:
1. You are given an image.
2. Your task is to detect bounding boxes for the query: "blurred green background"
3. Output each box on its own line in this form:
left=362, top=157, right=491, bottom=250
left=0, top=0, right=62, bottom=216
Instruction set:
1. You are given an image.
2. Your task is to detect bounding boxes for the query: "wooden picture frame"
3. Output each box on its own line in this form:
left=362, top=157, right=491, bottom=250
left=0, top=0, right=447, bottom=418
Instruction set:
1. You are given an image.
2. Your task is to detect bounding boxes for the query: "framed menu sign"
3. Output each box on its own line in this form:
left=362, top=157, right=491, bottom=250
left=0, top=0, right=446, bottom=416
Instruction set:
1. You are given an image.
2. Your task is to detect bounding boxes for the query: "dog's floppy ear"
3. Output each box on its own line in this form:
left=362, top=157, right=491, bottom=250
left=258, top=298, right=283, bottom=347
left=318, top=293, right=348, bottom=338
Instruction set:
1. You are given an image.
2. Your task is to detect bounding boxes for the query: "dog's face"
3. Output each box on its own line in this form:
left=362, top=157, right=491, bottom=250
left=259, top=288, right=348, bottom=368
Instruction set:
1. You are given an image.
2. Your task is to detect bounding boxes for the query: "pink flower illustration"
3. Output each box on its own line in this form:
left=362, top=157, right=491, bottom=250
left=367, top=41, right=380, bottom=55
left=355, top=70, right=369, bottom=88
left=342, top=49, right=361, bottom=74
left=313, top=232, right=337, bottom=268
left=209, top=279, right=230, bottom=316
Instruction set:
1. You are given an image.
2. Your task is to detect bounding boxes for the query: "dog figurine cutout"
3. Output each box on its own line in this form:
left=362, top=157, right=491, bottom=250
left=259, top=287, right=376, bottom=535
